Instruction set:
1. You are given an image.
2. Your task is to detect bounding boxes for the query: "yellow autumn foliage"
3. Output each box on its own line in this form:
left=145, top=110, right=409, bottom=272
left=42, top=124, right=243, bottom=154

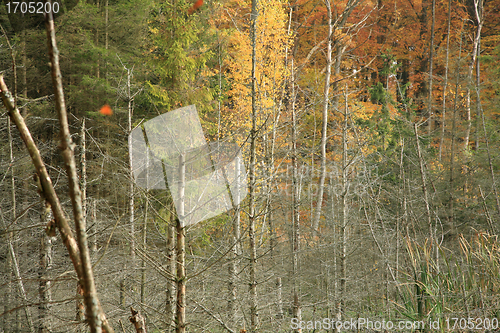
left=222, top=0, right=292, bottom=140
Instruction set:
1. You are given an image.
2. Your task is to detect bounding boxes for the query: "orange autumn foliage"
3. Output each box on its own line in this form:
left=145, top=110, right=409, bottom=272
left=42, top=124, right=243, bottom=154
left=99, top=104, right=113, bottom=116
left=188, top=0, right=203, bottom=15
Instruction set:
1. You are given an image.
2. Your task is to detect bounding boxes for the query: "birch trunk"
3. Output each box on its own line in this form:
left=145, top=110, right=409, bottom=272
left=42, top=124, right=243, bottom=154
left=312, top=0, right=333, bottom=234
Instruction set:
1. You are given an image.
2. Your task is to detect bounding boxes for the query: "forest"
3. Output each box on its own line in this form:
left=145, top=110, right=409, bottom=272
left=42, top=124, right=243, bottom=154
left=0, top=0, right=499, bottom=331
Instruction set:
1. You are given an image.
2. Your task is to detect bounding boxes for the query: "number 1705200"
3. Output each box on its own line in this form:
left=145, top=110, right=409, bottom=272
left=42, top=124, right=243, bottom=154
left=6, top=2, right=59, bottom=14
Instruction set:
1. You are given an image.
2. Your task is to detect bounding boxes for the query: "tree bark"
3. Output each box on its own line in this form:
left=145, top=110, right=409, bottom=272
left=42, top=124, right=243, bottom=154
left=77, top=283, right=85, bottom=324
left=249, top=0, right=259, bottom=329
left=92, top=199, right=98, bottom=254
left=448, top=33, right=463, bottom=229
left=414, top=123, right=433, bottom=241
left=229, top=155, right=241, bottom=330
left=77, top=118, right=87, bottom=327
left=44, top=10, right=110, bottom=332
left=291, top=61, right=301, bottom=332
left=140, top=201, right=148, bottom=305
left=127, top=67, right=136, bottom=264
left=39, top=201, right=54, bottom=333
left=276, top=277, right=284, bottom=319
left=463, top=0, right=484, bottom=151
left=141, top=148, right=149, bottom=306
left=477, top=54, right=500, bottom=220
left=312, top=0, right=333, bottom=234
left=1, top=76, right=85, bottom=327
left=439, top=0, right=452, bottom=161
left=427, top=0, right=436, bottom=137
left=176, top=154, right=186, bottom=333
left=129, top=307, right=147, bottom=333
left=4, top=110, right=15, bottom=332
left=166, top=221, right=176, bottom=331
left=338, top=85, right=349, bottom=322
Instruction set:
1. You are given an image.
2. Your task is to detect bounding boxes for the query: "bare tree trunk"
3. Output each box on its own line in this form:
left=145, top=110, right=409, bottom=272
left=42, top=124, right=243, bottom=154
left=229, top=155, right=242, bottom=329
left=0, top=203, right=35, bottom=333
left=39, top=202, right=54, bottom=333
left=175, top=223, right=185, bottom=333
left=313, top=0, right=333, bottom=235
left=327, top=177, right=338, bottom=325
left=4, top=247, right=12, bottom=331
left=249, top=0, right=259, bottom=329
left=77, top=118, right=87, bottom=325
left=81, top=118, right=87, bottom=238
left=44, top=11, right=112, bottom=333
left=120, top=61, right=142, bottom=314
left=95, top=0, right=100, bottom=80
left=166, top=221, right=176, bottom=331
left=427, top=0, right=436, bottom=137
left=439, top=0, right=452, bottom=161
left=398, top=137, right=407, bottom=271
left=338, top=86, right=349, bottom=322
left=0, top=77, right=113, bottom=333
left=119, top=279, right=126, bottom=309
left=7, top=229, right=35, bottom=333
left=4, top=112, right=16, bottom=332
left=176, top=154, right=186, bottom=333
left=3, top=110, right=34, bottom=333
left=140, top=205, right=147, bottom=305
left=92, top=200, right=98, bottom=254
left=290, top=60, right=302, bottom=332
left=477, top=57, right=500, bottom=220
left=22, top=28, right=28, bottom=117
left=479, top=186, right=495, bottom=234
left=474, top=38, right=481, bottom=151
left=291, top=62, right=301, bottom=332
left=105, top=0, right=109, bottom=79
left=276, top=277, right=284, bottom=319
left=414, top=123, right=433, bottom=240
left=448, top=33, right=463, bottom=229
left=127, top=67, right=136, bottom=264
left=141, top=149, right=149, bottom=306
left=463, top=0, right=484, bottom=151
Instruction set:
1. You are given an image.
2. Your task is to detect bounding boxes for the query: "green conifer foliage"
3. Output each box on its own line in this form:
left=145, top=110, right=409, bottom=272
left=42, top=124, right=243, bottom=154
left=145, top=0, right=214, bottom=113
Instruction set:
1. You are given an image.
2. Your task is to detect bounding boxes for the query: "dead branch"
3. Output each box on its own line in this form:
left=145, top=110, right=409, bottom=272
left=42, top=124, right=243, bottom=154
left=129, top=307, right=147, bottom=333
